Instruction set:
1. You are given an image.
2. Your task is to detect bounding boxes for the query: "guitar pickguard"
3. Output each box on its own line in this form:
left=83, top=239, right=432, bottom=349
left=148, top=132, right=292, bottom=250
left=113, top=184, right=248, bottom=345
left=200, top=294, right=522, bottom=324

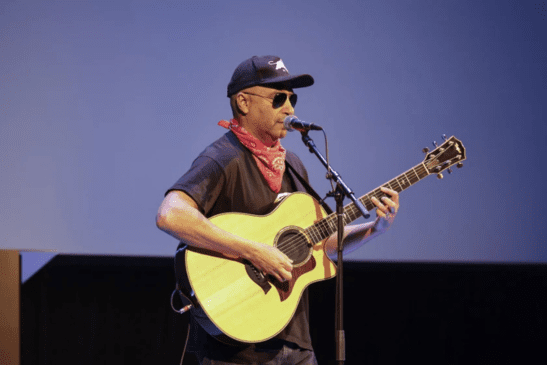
left=272, top=256, right=316, bottom=302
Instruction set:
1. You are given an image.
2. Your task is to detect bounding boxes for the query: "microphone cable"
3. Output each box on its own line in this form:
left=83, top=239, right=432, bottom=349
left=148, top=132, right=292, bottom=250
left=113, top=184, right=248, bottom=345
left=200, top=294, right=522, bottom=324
left=170, top=288, right=192, bottom=365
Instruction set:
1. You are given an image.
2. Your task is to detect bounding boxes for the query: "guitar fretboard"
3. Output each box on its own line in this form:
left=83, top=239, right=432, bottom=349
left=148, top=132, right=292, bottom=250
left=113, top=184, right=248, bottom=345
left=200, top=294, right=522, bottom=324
left=305, top=163, right=429, bottom=244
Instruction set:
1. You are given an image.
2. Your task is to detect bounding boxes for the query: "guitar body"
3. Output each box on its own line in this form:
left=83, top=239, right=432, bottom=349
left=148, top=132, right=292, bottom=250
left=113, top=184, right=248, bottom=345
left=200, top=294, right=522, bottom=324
left=180, top=192, right=337, bottom=344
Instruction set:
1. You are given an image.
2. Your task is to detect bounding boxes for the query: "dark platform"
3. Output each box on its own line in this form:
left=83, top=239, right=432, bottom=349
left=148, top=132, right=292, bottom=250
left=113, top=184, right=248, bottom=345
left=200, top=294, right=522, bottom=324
left=21, top=255, right=547, bottom=364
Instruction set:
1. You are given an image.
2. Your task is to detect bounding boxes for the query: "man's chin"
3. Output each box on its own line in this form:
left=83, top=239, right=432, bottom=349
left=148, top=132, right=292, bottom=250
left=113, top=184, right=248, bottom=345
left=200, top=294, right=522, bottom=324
left=268, top=128, right=287, bottom=144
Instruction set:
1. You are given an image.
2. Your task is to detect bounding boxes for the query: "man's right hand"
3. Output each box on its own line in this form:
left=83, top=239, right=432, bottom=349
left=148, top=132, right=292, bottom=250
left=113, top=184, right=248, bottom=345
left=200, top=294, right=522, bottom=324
left=248, top=243, right=293, bottom=283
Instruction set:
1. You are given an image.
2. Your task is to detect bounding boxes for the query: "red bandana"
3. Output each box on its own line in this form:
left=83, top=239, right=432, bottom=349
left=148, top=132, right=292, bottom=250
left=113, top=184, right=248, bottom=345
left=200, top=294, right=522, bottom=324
left=218, top=119, right=286, bottom=193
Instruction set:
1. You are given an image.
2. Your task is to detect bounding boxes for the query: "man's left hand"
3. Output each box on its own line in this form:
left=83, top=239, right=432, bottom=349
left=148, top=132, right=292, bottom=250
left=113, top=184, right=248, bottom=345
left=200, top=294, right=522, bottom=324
left=370, top=186, right=400, bottom=234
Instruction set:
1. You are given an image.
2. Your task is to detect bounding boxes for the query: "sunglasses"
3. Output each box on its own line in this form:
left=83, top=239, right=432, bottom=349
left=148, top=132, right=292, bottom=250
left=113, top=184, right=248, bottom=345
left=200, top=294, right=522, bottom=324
left=242, top=91, right=297, bottom=109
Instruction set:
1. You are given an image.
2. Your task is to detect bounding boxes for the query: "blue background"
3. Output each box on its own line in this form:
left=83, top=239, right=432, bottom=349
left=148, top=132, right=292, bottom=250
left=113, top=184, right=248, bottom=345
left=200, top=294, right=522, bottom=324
left=1, top=0, right=546, bottom=262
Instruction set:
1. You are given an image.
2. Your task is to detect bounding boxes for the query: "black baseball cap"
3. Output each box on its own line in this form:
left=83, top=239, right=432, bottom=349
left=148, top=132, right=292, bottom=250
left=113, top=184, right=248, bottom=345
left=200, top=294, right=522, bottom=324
left=227, top=55, right=314, bottom=97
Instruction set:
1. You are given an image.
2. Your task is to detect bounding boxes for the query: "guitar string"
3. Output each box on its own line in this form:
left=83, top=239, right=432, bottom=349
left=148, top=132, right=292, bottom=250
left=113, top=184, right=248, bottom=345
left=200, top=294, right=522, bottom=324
left=279, top=195, right=422, bottom=258
left=274, top=164, right=429, bottom=258
left=309, top=165, right=426, bottom=238
left=310, top=164, right=427, bottom=240
left=278, top=147, right=464, bottom=259
left=251, top=152, right=460, bottom=268
left=277, top=167, right=427, bottom=256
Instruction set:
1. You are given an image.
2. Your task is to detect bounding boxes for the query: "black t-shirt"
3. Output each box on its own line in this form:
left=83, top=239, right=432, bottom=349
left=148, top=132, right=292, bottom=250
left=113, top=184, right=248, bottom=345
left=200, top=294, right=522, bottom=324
left=167, top=131, right=314, bottom=361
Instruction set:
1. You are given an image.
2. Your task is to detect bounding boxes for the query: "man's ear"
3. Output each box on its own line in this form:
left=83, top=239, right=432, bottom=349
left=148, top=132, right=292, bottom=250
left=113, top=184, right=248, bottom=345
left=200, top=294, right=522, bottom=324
left=235, top=93, right=250, bottom=115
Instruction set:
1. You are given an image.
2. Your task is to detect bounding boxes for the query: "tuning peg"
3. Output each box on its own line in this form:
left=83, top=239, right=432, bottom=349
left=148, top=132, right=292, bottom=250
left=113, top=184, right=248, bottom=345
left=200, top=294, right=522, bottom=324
left=422, top=147, right=429, bottom=154
left=447, top=168, right=453, bottom=174
left=442, top=134, right=447, bottom=141
left=433, top=141, right=438, bottom=148
left=437, top=173, right=444, bottom=179
left=457, top=162, right=463, bottom=168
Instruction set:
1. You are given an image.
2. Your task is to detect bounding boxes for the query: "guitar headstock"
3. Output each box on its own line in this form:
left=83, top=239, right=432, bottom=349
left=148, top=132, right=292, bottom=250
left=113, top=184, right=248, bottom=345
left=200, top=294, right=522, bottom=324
left=422, top=135, right=466, bottom=179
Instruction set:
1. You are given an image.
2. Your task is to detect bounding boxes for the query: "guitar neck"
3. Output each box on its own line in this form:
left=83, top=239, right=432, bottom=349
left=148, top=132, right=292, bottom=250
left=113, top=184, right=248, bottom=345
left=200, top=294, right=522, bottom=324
left=305, top=162, right=429, bottom=243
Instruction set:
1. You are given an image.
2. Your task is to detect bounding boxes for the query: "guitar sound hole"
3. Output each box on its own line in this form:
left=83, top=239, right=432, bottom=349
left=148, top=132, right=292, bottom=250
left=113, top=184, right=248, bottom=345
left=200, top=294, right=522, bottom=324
left=276, top=229, right=312, bottom=266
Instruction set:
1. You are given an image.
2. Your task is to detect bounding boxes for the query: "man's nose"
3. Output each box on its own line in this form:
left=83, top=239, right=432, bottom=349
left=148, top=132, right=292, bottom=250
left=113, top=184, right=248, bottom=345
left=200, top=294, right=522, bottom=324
left=281, top=97, right=294, bottom=115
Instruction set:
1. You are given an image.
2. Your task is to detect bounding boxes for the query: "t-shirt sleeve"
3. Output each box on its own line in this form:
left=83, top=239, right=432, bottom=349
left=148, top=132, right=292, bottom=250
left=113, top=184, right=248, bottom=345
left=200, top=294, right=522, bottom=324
left=166, top=156, right=225, bottom=216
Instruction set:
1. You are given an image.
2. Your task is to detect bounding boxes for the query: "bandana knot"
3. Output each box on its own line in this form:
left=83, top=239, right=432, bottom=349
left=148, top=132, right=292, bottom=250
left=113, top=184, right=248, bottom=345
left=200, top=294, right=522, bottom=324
left=218, top=119, right=286, bottom=193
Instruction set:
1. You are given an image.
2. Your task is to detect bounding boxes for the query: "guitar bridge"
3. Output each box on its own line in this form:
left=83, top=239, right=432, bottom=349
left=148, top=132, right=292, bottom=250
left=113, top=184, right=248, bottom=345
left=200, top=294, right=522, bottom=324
left=244, top=261, right=271, bottom=294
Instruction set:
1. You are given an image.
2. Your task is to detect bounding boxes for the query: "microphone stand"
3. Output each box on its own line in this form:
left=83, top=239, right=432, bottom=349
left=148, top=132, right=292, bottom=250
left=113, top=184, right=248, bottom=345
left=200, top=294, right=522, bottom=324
left=300, top=131, right=370, bottom=365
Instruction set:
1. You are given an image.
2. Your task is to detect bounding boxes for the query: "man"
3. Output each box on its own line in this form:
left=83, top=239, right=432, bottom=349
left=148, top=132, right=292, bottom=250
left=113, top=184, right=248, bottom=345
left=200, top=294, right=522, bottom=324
left=156, top=55, right=399, bottom=364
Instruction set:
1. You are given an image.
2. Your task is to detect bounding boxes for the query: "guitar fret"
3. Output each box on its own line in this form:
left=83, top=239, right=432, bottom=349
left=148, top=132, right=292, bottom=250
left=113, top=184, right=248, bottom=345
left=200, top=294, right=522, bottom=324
left=365, top=195, right=374, bottom=211
left=412, top=168, right=420, bottom=182
left=344, top=210, right=353, bottom=225
left=346, top=205, right=356, bottom=221
left=406, top=171, right=417, bottom=185
left=404, top=171, right=413, bottom=185
left=316, top=221, right=330, bottom=240
left=350, top=206, right=359, bottom=221
left=404, top=173, right=412, bottom=186
left=322, top=220, right=333, bottom=238
left=313, top=220, right=325, bottom=240
left=328, top=216, right=337, bottom=232
left=310, top=224, right=321, bottom=243
left=418, top=163, right=428, bottom=179
left=395, top=177, right=403, bottom=192
left=308, top=226, right=320, bottom=243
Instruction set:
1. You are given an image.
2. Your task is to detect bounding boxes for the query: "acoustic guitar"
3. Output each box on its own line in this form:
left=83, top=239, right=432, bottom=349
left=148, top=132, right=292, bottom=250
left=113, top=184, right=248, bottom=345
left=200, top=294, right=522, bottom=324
left=175, top=136, right=466, bottom=344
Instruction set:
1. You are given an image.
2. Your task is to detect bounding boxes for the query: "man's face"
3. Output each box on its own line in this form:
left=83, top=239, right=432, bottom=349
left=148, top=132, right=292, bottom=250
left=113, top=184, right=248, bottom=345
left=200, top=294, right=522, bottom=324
left=239, top=86, right=296, bottom=146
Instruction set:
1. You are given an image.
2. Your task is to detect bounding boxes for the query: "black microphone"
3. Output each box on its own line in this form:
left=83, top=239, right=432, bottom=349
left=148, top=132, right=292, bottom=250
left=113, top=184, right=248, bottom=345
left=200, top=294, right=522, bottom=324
left=283, top=116, right=323, bottom=132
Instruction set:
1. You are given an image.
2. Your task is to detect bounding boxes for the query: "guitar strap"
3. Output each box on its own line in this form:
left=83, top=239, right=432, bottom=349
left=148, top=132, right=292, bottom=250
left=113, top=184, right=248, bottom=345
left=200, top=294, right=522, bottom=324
left=285, top=159, right=333, bottom=215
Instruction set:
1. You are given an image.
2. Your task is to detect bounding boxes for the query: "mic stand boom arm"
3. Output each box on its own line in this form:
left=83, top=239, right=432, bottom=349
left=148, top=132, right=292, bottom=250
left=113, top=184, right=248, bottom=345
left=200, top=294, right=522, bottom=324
left=300, top=131, right=370, bottom=365
left=300, top=132, right=370, bottom=219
